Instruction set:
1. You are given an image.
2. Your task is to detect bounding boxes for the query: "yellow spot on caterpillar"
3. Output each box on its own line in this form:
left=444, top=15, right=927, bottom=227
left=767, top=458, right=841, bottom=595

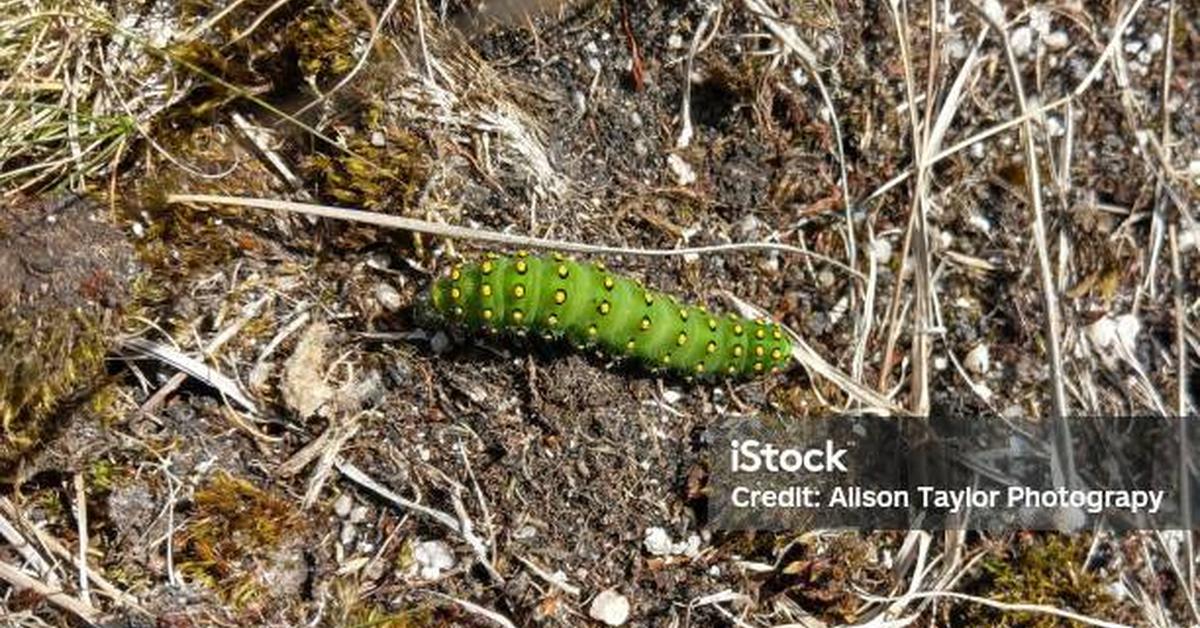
left=707, top=318, right=717, bottom=331
left=554, top=289, right=567, bottom=305
left=603, top=276, right=615, bottom=290
left=557, top=264, right=569, bottom=278
left=661, top=354, right=671, bottom=365
left=547, top=314, right=559, bottom=326
left=512, top=309, right=525, bottom=323
left=516, top=250, right=528, bottom=258
left=453, top=306, right=463, bottom=316
left=754, top=362, right=764, bottom=372
left=773, top=328, right=783, bottom=340
left=515, top=260, right=528, bottom=274
left=553, top=252, right=565, bottom=261
left=481, top=284, right=493, bottom=297
left=679, top=308, right=689, bottom=321
left=644, top=293, right=654, bottom=306
left=450, top=266, right=462, bottom=281
left=640, top=316, right=652, bottom=331
left=755, top=328, right=766, bottom=340
left=594, top=261, right=607, bottom=271
left=482, top=308, right=494, bottom=320
left=695, top=363, right=705, bottom=373
left=771, top=348, right=783, bottom=360
left=587, top=324, right=598, bottom=337
left=481, top=260, right=494, bottom=274
left=698, top=305, right=709, bottom=313
left=513, top=284, right=525, bottom=298
left=733, top=324, right=744, bottom=336
left=706, top=341, right=717, bottom=354
left=598, top=301, right=611, bottom=315
left=625, top=339, right=636, bottom=352
left=676, top=333, right=688, bottom=346
left=727, top=366, right=737, bottom=374
left=755, top=345, right=765, bottom=357
left=450, top=287, right=461, bottom=300
left=733, top=345, right=744, bottom=357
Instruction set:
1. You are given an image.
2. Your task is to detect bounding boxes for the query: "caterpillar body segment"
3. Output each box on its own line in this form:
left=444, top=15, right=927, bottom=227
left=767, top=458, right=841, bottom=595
left=426, top=253, right=792, bottom=378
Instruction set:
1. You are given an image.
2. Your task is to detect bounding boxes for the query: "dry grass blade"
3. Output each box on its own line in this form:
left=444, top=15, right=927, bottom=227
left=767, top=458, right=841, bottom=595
left=119, top=337, right=259, bottom=413
left=165, top=193, right=867, bottom=279
left=0, top=560, right=101, bottom=625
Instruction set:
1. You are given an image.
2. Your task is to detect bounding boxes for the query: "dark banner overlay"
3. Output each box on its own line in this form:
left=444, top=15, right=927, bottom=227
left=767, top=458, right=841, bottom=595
left=707, top=416, right=1199, bottom=531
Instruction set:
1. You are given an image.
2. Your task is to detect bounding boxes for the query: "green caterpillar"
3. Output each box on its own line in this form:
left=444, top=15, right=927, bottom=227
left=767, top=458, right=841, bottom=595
left=424, top=252, right=792, bottom=378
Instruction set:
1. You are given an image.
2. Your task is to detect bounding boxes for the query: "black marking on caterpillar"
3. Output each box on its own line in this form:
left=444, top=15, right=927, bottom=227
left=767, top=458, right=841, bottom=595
left=424, top=253, right=792, bottom=378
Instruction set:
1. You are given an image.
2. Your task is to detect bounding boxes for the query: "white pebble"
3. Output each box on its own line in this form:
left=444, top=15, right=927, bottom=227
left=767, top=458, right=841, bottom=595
left=370, top=130, right=386, bottom=147
left=349, top=505, right=369, bottom=524
left=375, top=282, right=402, bottom=312
left=1145, top=32, right=1164, bottom=55
left=643, top=527, right=675, bottom=556
left=965, top=343, right=990, bottom=375
left=1124, top=40, right=1143, bottom=54
left=667, top=33, right=683, bottom=49
left=413, top=540, right=456, bottom=580
left=1010, top=26, right=1034, bottom=57
left=1045, top=115, right=1064, bottom=137
left=870, top=238, right=893, bottom=264
left=1043, top=31, right=1070, bottom=51
left=589, top=589, right=630, bottom=626
left=430, top=331, right=450, bottom=354
left=334, top=494, right=353, bottom=518
left=981, top=0, right=1005, bottom=25
left=666, top=154, right=697, bottom=186
left=340, top=523, right=357, bottom=545
left=933, top=356, right=948, bottom=371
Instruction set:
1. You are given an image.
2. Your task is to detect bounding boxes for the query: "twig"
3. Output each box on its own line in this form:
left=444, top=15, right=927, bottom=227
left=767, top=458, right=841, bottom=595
left=120, top=337, right=258, bottom=413
left=73, top=473, right=90, bottom=606
left=0, top=559, right=101, bottom=625
left=335, top=459, right=504, bottom=583
left=416, top=590, right=517, bottom=628
left=166, top=193, right=867, bottom=281
left=859, top=590, right=1130, bottom=628
left=965, top=0, right=1072, bottom=485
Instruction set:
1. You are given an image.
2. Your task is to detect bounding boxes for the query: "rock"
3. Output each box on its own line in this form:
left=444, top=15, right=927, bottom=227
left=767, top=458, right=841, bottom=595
left=589, top=589, right=630, bottom=626
left=334, top=494, right=353, bottom=518
left=1043, top=31, right=1069, bottom=51
left=414, top=540, right=456, bottom=580
left=666, top=154, right=696, bottom=186
left=1010, top=26, right=1034, bottom=57
left=375, top=282, right=402, bottom=312
left=965, top=344, right=990, bottom=375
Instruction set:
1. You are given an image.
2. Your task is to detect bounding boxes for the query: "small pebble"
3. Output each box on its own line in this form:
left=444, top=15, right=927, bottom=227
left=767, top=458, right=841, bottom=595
left=666, top=33, right=683, bottom=49
left=375, top=282, right=402, bottom=312
left=370, top=130, right=386, bottom=147
left=666, top=154, right=696, bottom=186
left=589, top=589, right=630, bottom=626
left=340, top=523, right=357, bottom=546
left=1043, top=31, right=1069, bottom=51
left=965, top=343, right=990, bottom=375
left=334, top=494, right=353, bottom=518
left=349, top=505, right=369, bottom=524
left=1010, top=26, right=1034, bottom=57
left=1145, top=32, right=1163, bottom=55
left=413, top=540, right=456, bottom=580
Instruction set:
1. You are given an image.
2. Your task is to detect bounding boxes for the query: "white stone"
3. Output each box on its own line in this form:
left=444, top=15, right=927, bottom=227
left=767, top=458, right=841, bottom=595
left=370, top=130, right=386, bottom=147
left=1124, top=40, right=1143, bottom=54
left=1043, top=31, right=1069, bottom=51
left=870, top=238, right=893, bottom=264
left=981, top=0, right=1005, bottom=26
left=1045, top=115, right=1064, bottom=137
left=413, top=540, right=456, bottom=580
left=667, top=33, right=683, bottom=49
left=334, top=494, right=353, bottom=518
left=375, top=282, right=402, bottom=312
left=1146, top=33, right=1164, bottom=55
left=643, top=527, right=674, bottom=556
left=430, top=331, right=450, bottom=354
left=589, top=589, right=630, bottom=626
left=965, top=344, right=990, bottom=375
left=1011, top=26, right=1034, bottom=57
left=349, top=505, right=369, bottom=524
left=666, top=154, right=697, bottom=186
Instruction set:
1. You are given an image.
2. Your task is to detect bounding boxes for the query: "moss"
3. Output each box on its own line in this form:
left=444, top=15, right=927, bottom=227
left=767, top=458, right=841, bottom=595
left=953, top=535, right=1135, bottom=627
left=177, top=472, right=305, bottom=607
left=302, top=121, right=430, bottom=211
